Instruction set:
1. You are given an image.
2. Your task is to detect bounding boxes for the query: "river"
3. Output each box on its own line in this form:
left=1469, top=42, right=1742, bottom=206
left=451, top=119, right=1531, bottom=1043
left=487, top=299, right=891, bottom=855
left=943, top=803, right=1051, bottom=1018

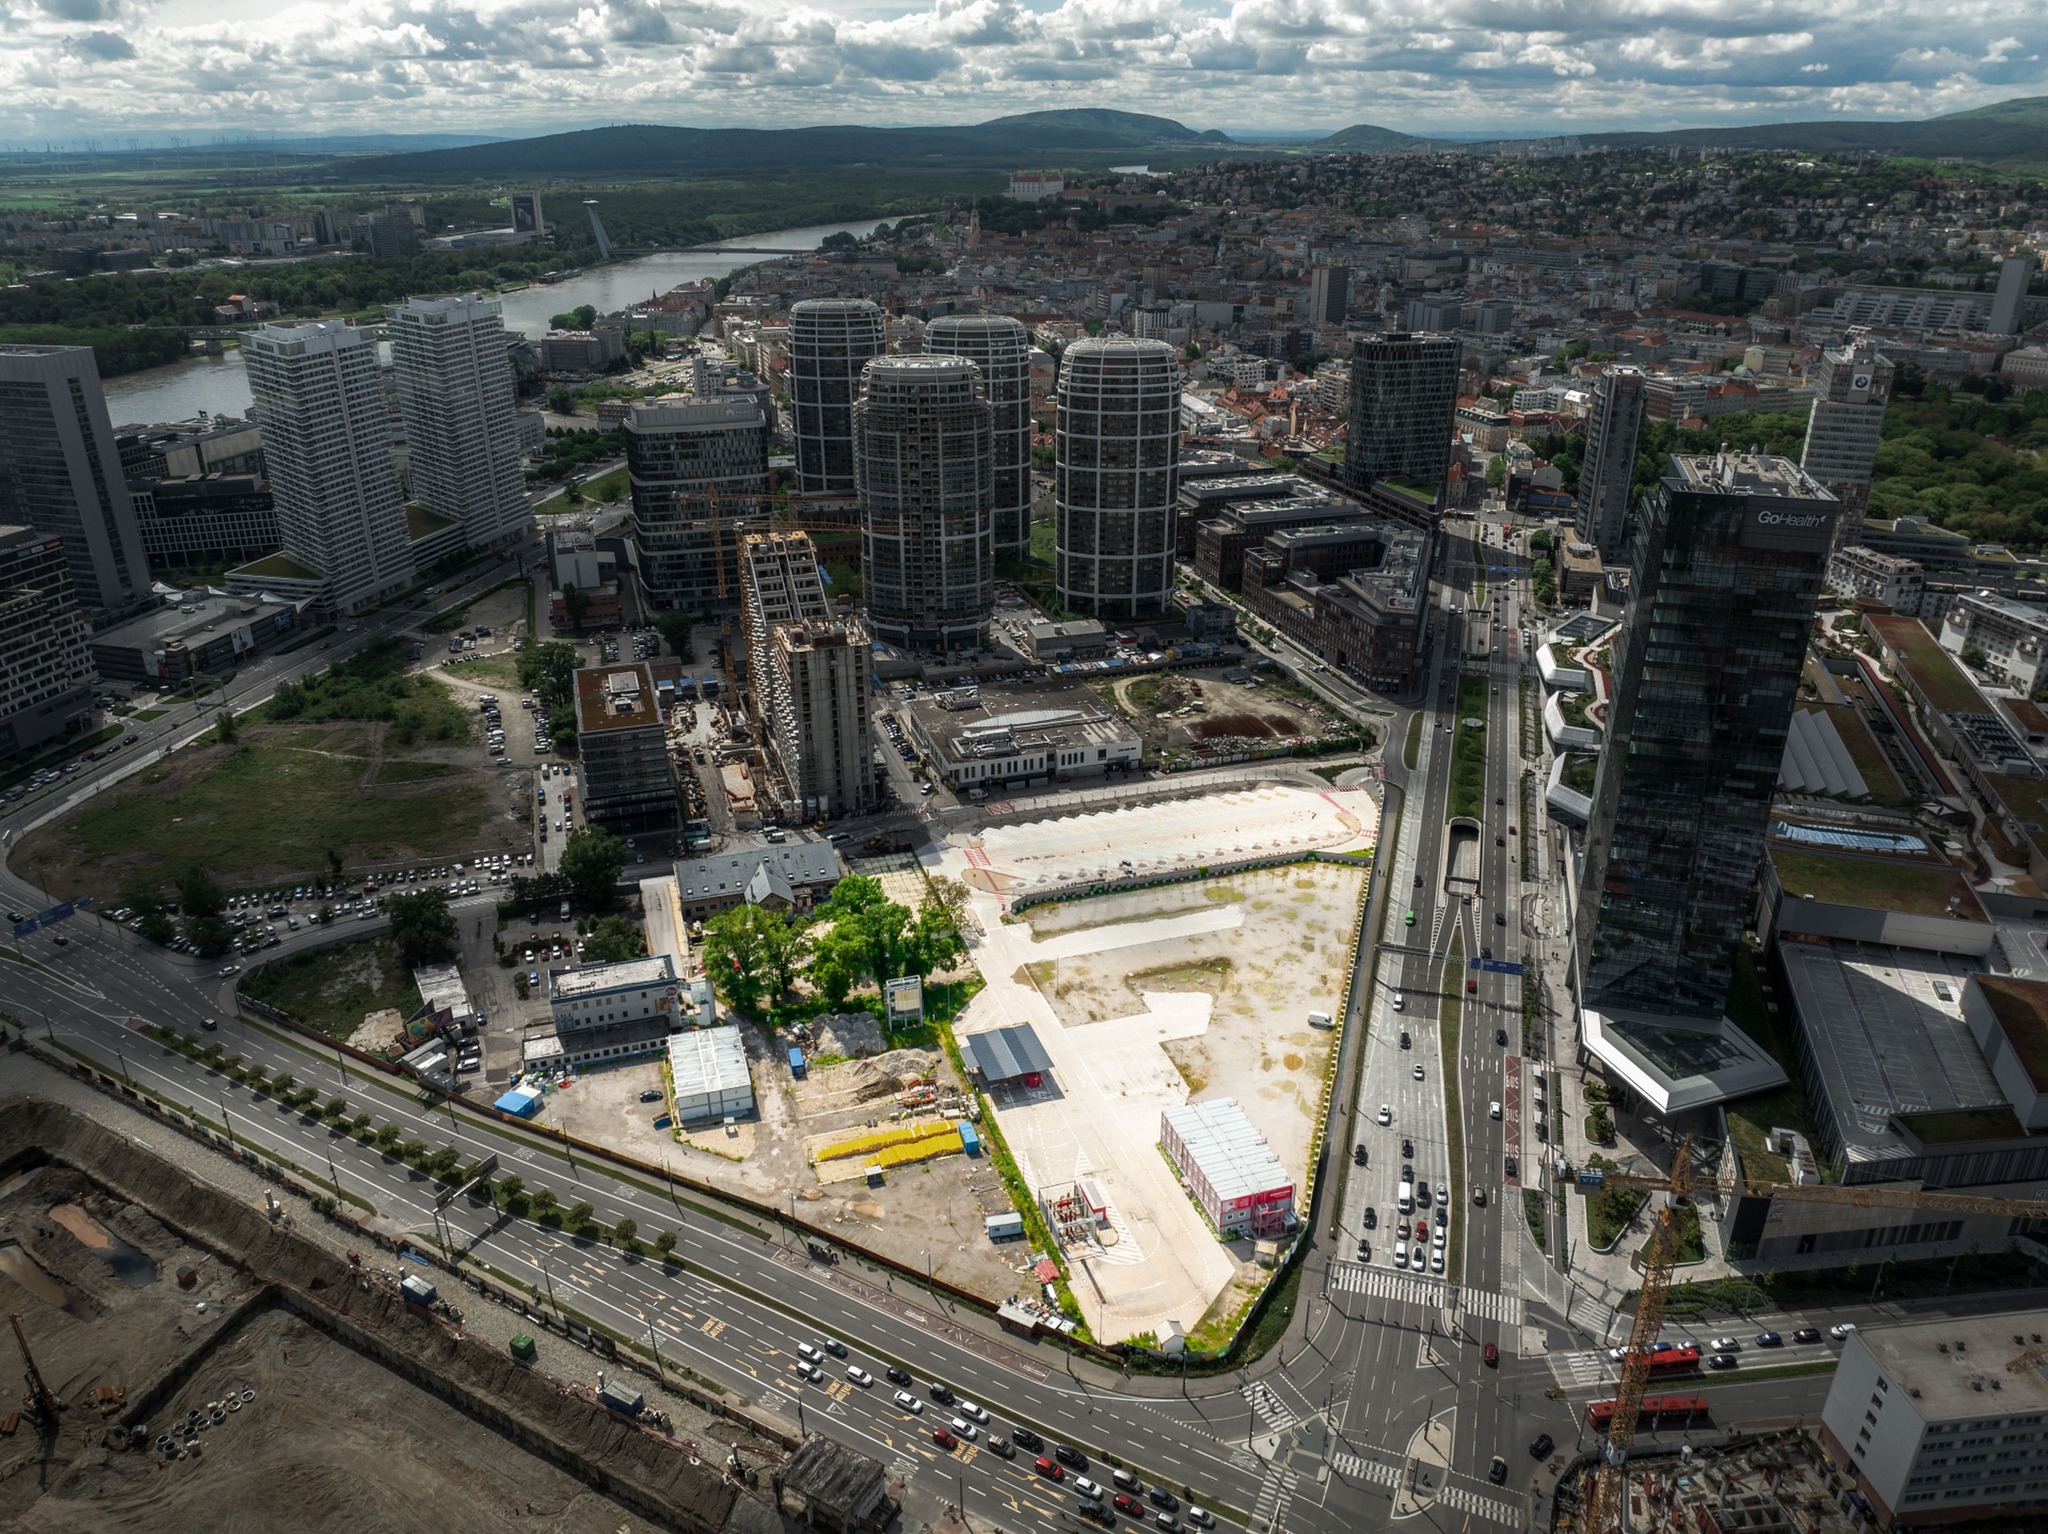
left=101, top=217, right=891, bottom=427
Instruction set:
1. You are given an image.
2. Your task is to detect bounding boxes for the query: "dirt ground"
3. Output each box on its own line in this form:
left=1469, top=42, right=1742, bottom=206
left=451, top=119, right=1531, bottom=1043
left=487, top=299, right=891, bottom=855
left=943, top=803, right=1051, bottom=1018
left=1012, top=860, right=1367, bottom=1234
left=1102, top=671, right=1340, bottom=755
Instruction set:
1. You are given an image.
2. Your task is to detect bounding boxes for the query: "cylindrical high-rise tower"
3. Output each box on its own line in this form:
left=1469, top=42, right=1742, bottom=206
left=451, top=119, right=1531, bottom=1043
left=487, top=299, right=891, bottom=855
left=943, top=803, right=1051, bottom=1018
left=789, top=299, right=887, bottom=495
left=856, top=355, right=994, bottom=653
left=1054, top=336, right=1180, bottom=620
left=924, top=315, right=1032, bottom=560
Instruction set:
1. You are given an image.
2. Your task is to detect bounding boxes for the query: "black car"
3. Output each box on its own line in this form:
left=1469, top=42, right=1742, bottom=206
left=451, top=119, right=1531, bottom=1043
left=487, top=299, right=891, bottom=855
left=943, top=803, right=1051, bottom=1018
left=1489, top=1456, right=1507, bottom=1484
left=1495, top=1028, right=1508, bottom=1046
left=200, top=1017, right=219, bottom=1031
left=1794, top=1327, right=1822, bottom=1344
left=1012, top=1426, right=1044, bottom=1452
left=1504, top=1155, right=1517, bottom=1177
left=1402, top=1139, right=1414, bottom=1159
left=1398, top=1031, right=1411, bottom=1049
left=1401, top=1162, right=1414, bottom=1181
left=928, top=1383, right=955, bottom=1405
left=1362, top=1207, right=1376, bottom=1230
left=1148, top=1488, right=1177, bottom=1510
left=1080, top=1505, right=1113, bottom=1527
left=1353, top=1144, right=1368, bottom=1166
left=885, top=1366, right=912, bottom=1387
left=1356, top=1239, right=1371, bottom=1261
left=1055, top=1444, right=1086, bottom=1469
left=1530, top=1434, right=1554, bottom=1461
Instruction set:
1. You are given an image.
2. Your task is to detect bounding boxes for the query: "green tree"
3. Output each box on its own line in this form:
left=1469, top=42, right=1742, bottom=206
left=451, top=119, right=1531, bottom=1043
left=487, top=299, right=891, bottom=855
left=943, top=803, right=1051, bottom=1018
left=580, top=914, right=647, bottom=963
left=1485, top=454, right=1507, bottom=491
left=400, top=1138, right=427, bottom=1163
left=562, top=584, right=592, bottom=631
left=901, top=894, right=965, bottom=984
left=374, top=1124, right=402, bottom=1151
left=558, top=825, right=627, bottom=910
left=819, top=876, right=912, bottom=989
left=565, top=1200, right=594, bottom=1228
left=613, top=1216, right=638, bottom=1248
left=187, top=914, right=235, bottom=959
left=427, top=1146, right=463, bottom=1181
left=497, top=1174, right=524, bottom=1203
left=653, top=1229, right=677, bottom=1260
left=175, top=864, right=228, bottom=920
left=212, top=707, right=239, bottom=745
left=701, top=903, right=804, bottom=1012
left=517, top=640, right=582, bottom=714
left=139, top=910, right=176, bottom=945
left=547, top=383, right=576, bottom=415
left=654, top=611, right=695, bottom=662
left=324, top=1096, right=349, bottom=1121
left=530, top=1186, right=558, bottom=1215
left=385, top=887, right=459, bottom=967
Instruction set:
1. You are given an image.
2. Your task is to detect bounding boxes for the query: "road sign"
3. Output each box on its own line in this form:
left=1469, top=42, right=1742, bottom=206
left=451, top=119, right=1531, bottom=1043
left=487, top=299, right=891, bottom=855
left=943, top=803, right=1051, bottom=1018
left=11, top=895, right=92, bottom=938
left=1576, top=1171, right=1607, bottom=1190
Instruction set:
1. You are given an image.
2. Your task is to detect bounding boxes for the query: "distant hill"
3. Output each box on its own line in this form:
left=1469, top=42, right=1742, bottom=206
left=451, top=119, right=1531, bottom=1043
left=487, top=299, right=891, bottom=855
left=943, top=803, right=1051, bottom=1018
left=1316, top=123, right=1424, bottom=153
left=1582, top=94, right=2048, bottom=167
left=343, top=109, right=1236, bottom=182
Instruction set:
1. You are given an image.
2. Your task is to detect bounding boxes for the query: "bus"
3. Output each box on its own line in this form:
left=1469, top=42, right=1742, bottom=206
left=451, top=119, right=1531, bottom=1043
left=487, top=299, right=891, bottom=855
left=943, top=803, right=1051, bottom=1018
left=1646, top=1346, right=1702, bottom=1378
left=1585, top=1395, right=1710, bottom=1435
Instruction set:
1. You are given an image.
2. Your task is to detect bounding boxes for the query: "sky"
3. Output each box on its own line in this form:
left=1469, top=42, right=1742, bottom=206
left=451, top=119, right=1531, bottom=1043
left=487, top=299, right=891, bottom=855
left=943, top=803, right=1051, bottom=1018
left=1, top=0, right=2044, bottom=144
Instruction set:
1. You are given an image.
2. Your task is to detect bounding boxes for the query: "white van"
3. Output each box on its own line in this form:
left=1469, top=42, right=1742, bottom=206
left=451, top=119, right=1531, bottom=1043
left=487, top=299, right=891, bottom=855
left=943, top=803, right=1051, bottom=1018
left=1307, top=1010, right=1335, bottom=1030
left=1398, top=1178, right=1414, bottom=1213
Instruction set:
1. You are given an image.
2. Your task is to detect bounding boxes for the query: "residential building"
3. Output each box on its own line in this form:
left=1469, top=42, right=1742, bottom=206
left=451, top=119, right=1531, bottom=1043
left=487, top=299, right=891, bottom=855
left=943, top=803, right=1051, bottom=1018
left=388, top=294, right=532, bottom=555
left=1007, top=171, right=1064, bottom=202
left=1573, top=365, right=1647, bottom=562
left=573, top=662, right=679, bottom=841
left=1819, top=1312, right=2048, bottom=1525
left=89, top=592, right=299, bottom=685
left=1828, top=544, right=1927, bottom=617
left=2000, top=346, right=2048, bottom=395
left=1055, top=336, right=1181, bottom=621
left=129, top=475, right=277, bottom=573
left=232, top=321, right=412, bottom=615
left=1940, top=591, right=2048, bottom=696
left=924, top=314, right=1032, bottom=560
left=741, top=532, right=875, bottom=820
left=900, top=681, right=1140, bottom=791
left=0, top=525, right=95, bottom=757
left=1307, top=265, right=1349, bottom=326
left=624, top=396, right=771, bottom=610
left=0, top=344, right=150, bottom=620
left=669, top=840, right=843, bottom=921
left=532, top=954, right=681, bottom=1069
left=1159, top=1098, right=1296, bottom=1239
left=1989, top=253, right=2037, bottom=336
left=1343, top=332, right=1460, bottom=502
left=1574, top=453, right=1838, bottom=1109
left=856, top=355, right=994, bottom=652
left=789, top=299, right=887, bottom=495
left=1802, top=338, right=1894, bottom=543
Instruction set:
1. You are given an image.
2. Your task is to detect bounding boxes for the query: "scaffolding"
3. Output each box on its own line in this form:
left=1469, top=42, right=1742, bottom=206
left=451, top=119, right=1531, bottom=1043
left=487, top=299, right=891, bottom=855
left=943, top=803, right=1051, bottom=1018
left=1042, top=1183, right=1098, bottom=1249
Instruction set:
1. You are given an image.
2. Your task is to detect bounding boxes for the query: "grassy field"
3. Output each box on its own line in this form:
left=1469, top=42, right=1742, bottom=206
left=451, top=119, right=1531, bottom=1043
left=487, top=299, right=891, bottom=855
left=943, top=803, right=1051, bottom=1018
left=1447, top=673, right=1489, bottom=820
left=12, top=725, right=504, bottom=897
left=1441, top=933, right=1466, bottom=1282
left=1807, top=704, right=1910, bottom=805
left=443, top=654, right=524, bottom=690
left=536, top=465, right=629, bottom=515
left=240, top=936, right=418, bottom=1040
left=1722, top=947, right=1828, bottom=1183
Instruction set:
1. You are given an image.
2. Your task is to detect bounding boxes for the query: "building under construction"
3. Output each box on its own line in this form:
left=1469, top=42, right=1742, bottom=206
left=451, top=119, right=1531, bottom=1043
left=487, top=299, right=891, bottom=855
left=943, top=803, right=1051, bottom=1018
left=624, top=395, right=770, bottom=610
left=739, top=531, right=876, bottom=821
left=1552, top=1429, right=1877, bottom=1534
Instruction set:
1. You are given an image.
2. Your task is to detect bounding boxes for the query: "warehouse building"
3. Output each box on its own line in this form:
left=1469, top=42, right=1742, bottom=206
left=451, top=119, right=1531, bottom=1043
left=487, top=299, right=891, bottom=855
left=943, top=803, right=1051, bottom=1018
left=1160, top=1098, right=1296, bottom=1239
left=668, top=1025, right=754, bottom=1123
left=1820, top=1310, right=2048, bottom=1525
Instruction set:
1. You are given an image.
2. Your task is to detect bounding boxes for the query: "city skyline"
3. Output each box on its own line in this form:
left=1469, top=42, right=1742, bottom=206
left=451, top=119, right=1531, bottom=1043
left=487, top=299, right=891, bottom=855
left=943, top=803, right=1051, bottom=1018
left=2, top=0, right=2045, bottom=143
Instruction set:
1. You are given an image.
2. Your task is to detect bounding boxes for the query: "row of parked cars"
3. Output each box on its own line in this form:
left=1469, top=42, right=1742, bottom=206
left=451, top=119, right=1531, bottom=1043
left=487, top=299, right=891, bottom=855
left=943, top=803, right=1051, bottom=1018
left=791, top=1338, right=1213, bottom=1529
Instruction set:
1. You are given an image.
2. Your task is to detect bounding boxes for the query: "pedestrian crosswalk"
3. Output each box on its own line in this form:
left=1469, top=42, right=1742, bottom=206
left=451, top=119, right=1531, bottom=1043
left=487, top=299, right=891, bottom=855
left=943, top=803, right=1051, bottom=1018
left=1551, top=1348, right=1617, bottom=1388
left=1570, top=1291, right=1617, bottom=1341
left=1249, top=1460, right=1298, bottom=1533
left=1441, top=1484, right=1522, bottom=1525
left=1328, top=1261, right=1524, bottom=1324
left=1330, top=1454, right=1519, bottom=1526
left=1331, top=1452, right=1400, bottom=1487
left=1243, top=1380, right=1298, bottom=1432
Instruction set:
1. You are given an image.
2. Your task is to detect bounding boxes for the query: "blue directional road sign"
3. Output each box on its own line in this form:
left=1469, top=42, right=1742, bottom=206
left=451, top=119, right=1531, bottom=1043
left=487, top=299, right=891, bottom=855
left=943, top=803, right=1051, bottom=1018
left=11, top=895, right=92, bottom=938
left=1466, top=956, right=1527, bottom=976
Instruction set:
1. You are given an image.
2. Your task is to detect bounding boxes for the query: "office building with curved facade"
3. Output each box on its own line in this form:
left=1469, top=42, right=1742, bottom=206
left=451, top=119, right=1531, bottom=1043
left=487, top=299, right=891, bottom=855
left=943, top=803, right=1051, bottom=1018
left=789, top=299, right=886, bottom=495
left=924, top=315, right=1032, bottom=560
left=855, top=355, right=994, bottom=652
left=1054, top=336, right=1180, bottom=621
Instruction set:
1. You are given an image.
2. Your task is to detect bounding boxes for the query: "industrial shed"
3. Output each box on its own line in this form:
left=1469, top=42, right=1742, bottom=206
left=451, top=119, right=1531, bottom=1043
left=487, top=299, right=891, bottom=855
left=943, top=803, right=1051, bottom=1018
left=957, top=1022, right=1054, bottom=1089
left=668, top=1026, right=755, bottom=1123
left=1160, top=1098, right=1296, bottom=1239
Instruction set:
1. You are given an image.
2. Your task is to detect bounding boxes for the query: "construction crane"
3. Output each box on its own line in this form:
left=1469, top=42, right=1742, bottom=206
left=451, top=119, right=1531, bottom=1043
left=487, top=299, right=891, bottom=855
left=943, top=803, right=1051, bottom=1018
left=10, top=1311, right=58, bottom=1422
left=1578, top=1145, right=2048, bottom=1532
left=2007, top=1338, right=2048, bottom=1376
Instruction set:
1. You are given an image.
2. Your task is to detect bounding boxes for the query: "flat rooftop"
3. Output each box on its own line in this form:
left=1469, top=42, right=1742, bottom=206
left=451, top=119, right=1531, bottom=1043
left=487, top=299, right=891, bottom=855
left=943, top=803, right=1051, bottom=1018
left=91, top=593, right=297, bottom=649
left=1766, top=825, right=1984, bottom=922
left=1867, top=614, right=1987, bottom=714
left=1672, top=450, right=1830, bottom=499
left=1975, top=974, right=2048, bottom=1095
left=574, top=663, right=661, bottom=734
left=1852, top=1310, right=2048, bottom=1421
left=902, top=682, right=1135, bottom=761
left=1777, top=941, right=2005, bottom=1165
left=1579, top=1008, right=1789, bottom=1115
left=547, top=954, right=675, bottom=1001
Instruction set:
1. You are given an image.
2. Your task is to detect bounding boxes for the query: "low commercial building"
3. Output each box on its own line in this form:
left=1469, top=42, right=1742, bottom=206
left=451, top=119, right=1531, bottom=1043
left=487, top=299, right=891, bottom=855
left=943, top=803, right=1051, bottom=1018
left=0, top=525, right=96, bottom=758
left=574, top=663, right=680, bottom=842
left=1020, top=619, right=1109, bottom=663
left=1829, top=544, right=1928, bottom=617
left=900, top=682, right=1139, bottom=792
left=1819, top=1311, right=2048, bottom=1525
left=89, top=592, right=300, bottom=684
left=1555, top=539, right=1604, bottom=603
left=668, top=1025, right=754, bottom=1122
left=669, top=840, right=842, bottom=921
left=1179, top=475, right=1320, bottom=569
left=1940, top=591, right=2048, bottom=697
left=1160, top=1098, right=1296, bottom=1239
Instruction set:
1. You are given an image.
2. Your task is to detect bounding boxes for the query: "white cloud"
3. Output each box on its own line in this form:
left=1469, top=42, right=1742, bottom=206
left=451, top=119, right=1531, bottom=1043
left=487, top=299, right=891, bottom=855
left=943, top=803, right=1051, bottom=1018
left=0, top=0, right=2043, bottom=140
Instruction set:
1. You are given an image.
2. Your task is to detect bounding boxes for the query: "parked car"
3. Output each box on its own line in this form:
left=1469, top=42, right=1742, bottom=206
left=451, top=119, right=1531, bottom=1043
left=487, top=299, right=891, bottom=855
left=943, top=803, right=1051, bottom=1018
left=1530, top=1434, right=1554, bottom=1461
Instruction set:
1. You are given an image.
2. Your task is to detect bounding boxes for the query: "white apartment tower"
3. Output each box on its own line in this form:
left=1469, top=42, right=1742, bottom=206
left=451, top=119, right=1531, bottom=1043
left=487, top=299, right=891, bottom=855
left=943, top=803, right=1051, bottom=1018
left=1573, top=365, right=1648, bottom=562
left=1801, top=336, right=1894, bottom=545
left=0, top=344, right=150, bottom=619
left=924, top=315, right=1033, bottom=560
left=240, top=320, right=412, bottom=614
left=1054, top=336, right=1181, bottom=621
left=387, top=294, right=532, bottom=555
left=856, top=355, right=996, bottom=652
left=789, top=299, right=887, bottom=495
left=741, top=532, right=875, bottom=820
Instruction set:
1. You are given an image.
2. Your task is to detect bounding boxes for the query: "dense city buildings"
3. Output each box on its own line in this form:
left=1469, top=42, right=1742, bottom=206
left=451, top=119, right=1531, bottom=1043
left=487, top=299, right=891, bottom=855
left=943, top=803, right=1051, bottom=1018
left=1573, top=366, right=1647, bottom=562
left=855, top=355, right=995, bottom=652
left=1343, top=333, right=1460, bottom=503
left=923, top=314, right=1032, bottom=560
left=1576, top=453, right=1837, bottom=1104
left=1801, top=337, right=1895, bottom=544
left=0, top=524, right=95, bottom=757
left=624, top=396, right=771, bottom=611
left=740, top=531, right=875, bottom=820
left=788, top=299, right=886, bottom=495
left=1054, top=336, right=1181, bottom=621
left=0, top=344, right=150, bottom=621
left=232, top=320, right=412, bottom=615
left=387, top=294, right=533, bottom=557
